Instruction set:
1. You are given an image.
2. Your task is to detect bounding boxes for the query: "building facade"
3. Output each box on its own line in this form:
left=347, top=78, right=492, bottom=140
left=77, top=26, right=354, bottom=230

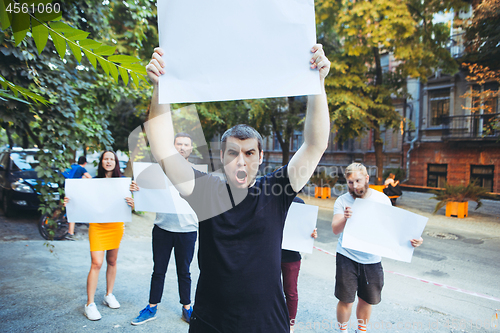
left=261, top=30, right=499, bottom=193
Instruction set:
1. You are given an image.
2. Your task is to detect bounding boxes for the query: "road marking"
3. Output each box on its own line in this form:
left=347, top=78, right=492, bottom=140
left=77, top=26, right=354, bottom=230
left=313, top=245, right=500, bottom=303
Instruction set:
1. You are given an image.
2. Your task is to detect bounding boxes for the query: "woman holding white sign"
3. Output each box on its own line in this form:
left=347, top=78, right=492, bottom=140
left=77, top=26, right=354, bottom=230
left=65, top=150, right=134, bottom=321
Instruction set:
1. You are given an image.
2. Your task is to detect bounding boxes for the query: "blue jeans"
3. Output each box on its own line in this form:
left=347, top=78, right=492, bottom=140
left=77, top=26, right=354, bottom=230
left=149, top=225, right=197, bottom=305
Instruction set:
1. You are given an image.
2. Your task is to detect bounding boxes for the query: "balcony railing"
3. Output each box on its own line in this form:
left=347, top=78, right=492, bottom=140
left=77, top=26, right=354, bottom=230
left=442, top=113, right=500, bottom=139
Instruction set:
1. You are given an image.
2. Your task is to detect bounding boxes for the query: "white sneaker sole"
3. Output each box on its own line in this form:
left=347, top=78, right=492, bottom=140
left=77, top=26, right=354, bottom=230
left=131, top=316, right=157, bottom=326
left=84, top=311, right=101, bottom=321
left=103, top=300, right=120, bottom=309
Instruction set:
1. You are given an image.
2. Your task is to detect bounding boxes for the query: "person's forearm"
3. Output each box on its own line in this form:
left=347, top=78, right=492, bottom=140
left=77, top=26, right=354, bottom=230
left=145, top=84, right=195, bottom=196
left=304, top=82, right=329, bottom=153
left=332, top=214, right=346, bottom=235
left=287, top=80, right=330, bottom=192
left=146, top=85, right=177, bottom=161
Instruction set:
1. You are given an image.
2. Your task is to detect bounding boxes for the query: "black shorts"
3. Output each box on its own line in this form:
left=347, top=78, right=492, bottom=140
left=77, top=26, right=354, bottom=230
left=335, top=253, right=384, bottom=305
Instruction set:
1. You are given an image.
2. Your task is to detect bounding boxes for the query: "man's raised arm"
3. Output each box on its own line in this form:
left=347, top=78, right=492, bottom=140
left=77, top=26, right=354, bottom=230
left=145, top=47, right=195, bottom=196
left=288, top=44, right=331, bottom=192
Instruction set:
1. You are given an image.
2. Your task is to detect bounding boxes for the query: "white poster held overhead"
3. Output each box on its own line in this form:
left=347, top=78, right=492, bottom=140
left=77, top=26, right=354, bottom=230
left=282, top=202, right=318, bottom=253
left=157, top=0, right=320, bottom=103
left=65, top=178, right=132, bottom=223
left=342, top=199, right=428, bottom=263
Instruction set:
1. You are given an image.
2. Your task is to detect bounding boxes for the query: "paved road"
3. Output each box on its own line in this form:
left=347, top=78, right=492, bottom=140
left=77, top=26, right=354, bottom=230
left=304, top=192, right=500, bottom=333
left=1, top=191, right=499, bottom=332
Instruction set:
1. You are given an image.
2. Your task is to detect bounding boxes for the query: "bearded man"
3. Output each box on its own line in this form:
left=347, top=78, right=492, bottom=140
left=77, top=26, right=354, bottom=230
left=332, top=163, right=423, bottom=333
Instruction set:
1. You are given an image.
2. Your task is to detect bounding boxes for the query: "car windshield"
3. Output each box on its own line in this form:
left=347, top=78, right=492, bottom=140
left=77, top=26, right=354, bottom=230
left=11, top=152, right=39, bottom=171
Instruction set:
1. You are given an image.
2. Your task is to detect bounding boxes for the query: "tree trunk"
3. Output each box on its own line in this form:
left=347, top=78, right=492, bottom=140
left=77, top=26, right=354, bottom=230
left=373, top=47, right=383, bottom=86
left=270, top=115, right=290, bottom=165
left=372, top=46, right=384, bottom=185
left=22, top=120, right=43, bottom=149
left=5, top=124, right=14, bottom=148
left=373, top=126, right=384, bottom=185
left=281, top=141, right=290, bottom=165
left=22, top=132, right=29, bottom=148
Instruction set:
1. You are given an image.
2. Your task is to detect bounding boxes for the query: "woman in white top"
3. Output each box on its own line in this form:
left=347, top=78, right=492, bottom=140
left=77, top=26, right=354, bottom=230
left=384, top=173, right=399, bottom=187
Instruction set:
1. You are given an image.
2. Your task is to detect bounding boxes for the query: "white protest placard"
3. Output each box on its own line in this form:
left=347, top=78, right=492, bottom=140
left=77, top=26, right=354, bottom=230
left=157, top=0, right=320, bottom=103
left=342, top=199, right=428, bottom=263
left=133, top=162, right=176, bottom=214
left=65, top=178, right=132, bottom=223
left=282, top=202, right=318, bottom=253
left=133, top=162, right=205, bottom=215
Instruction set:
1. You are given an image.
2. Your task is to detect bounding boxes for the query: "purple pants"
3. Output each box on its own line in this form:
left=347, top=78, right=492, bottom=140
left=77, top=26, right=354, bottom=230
left=281, top=260, right=301, bottom=326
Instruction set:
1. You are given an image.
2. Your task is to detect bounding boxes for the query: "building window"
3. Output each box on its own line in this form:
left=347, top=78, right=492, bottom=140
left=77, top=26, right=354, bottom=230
left=336, top=140, right=345, bottom=151
left=470, top=165, right=494, bottom=192
left=429, top=89, right=450, bottom=126
left=392, top=129, right=399, bottom=150
left=427, top=164, right=447, bottom=188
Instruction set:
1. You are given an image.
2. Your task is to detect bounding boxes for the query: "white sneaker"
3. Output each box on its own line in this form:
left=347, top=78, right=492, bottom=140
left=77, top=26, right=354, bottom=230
left=103, top=293, right=120, bottom=309
left=84, top=303, right=102, bottom=321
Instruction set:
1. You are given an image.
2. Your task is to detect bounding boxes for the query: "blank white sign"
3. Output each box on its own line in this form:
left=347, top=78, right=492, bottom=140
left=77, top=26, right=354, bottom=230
left=133, top=162, right=205, bottom=215
left=157, top=0, right=320, bottom=103
left=342, top=199, right=428, bottom=263
left=282, top=202, right=318, bottom=253
left=65, top=178, right=132, bottom=223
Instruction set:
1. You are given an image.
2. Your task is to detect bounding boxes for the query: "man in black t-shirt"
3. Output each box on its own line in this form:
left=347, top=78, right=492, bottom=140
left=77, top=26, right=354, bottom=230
left=144, top=44, right=331, bottom=333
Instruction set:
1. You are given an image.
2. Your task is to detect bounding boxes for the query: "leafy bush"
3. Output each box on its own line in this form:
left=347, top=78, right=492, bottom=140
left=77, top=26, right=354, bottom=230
left=383, top=168, right=406, bottom=181
left=430, top=181, right=493, bottom=214
left=309, top=171, right=338, bottom=188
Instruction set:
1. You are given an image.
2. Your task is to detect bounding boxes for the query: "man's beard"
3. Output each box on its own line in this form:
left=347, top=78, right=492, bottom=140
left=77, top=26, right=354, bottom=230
left=349, top=183, right=369, bottom=199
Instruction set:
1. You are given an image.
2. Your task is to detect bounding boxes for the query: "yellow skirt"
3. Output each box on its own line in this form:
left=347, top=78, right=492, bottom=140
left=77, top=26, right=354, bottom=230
left=88, top=222, right=124, bottom=252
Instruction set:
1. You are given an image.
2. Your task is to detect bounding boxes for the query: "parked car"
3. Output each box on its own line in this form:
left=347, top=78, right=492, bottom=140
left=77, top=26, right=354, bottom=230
left=119, top=160, right=128, bottom=174
left=0, top=148, right=59, bottom=217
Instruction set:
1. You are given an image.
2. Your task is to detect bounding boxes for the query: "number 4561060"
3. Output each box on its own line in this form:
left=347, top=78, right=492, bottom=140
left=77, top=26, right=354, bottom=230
left=6, top=2, right=61, bottom=14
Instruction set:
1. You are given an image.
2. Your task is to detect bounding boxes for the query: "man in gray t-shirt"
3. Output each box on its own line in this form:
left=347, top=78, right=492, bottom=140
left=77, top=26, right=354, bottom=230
left=332, top=163, right=423, bottom=333
left=131, top=133, right=198, bottom=326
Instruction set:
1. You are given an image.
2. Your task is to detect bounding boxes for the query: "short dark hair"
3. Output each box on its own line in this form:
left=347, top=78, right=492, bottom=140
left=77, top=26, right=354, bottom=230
left=221, top=124, right=263, bottom=154
left=77, top=156, right=87, bottom=165
left=174, top=132, right=193, bottom=144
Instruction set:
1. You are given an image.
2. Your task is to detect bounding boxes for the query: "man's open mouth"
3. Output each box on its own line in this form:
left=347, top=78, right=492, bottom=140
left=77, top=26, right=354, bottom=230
left=236, top=170, right=247, bottom=184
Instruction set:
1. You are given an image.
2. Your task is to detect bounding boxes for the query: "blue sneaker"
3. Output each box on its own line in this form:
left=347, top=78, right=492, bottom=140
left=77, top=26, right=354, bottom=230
left=182, top=306, right=193, bottom=323
left=131, top=304, right=157, bottom=325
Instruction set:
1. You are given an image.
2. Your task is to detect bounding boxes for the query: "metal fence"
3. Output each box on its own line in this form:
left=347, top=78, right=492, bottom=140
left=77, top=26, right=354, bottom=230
left=442, top=113, right=500, bottom=139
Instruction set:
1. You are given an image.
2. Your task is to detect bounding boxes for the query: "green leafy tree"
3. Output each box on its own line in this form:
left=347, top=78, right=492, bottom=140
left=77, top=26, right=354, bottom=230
left=0, top=0, right=147, bottom=103
left=180, top=100, right=272, bottom=156
left=248, top=97, right=306, bottom=165
left=462, top=0, right=500, bottom=70
left=316, top=0, right=468, bottom=184
left=460, top=62, right=500, bottom=135
left=192, top=97, right=306, bottom=167
left=0, top=0, right=150, bottom=225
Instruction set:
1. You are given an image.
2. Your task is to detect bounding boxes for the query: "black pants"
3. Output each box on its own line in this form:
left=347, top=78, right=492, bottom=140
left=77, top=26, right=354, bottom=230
left=149, top=225, right=197, bottom=305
